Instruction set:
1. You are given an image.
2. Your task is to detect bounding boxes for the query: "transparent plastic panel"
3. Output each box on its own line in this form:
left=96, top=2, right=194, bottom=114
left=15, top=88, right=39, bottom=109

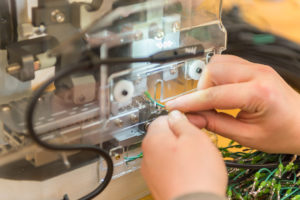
left=0, top=0, right=226, bottom=199
left=85, top=0, right=227, bottom=53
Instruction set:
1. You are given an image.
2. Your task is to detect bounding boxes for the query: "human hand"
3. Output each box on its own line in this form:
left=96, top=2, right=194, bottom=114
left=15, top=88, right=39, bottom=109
left=166, top=55, right=300, bottom=155
left=141, top=111, right=227, bottom=200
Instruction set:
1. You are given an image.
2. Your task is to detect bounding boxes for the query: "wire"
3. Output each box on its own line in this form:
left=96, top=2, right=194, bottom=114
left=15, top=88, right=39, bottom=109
left=223, top=7, right=300, bottom=90
left=26, top=61, right=114, bottom=200
left=26, top=47, right=205, bottom=199
left=281, top=188, right=300, bottom=200
left=144, top=91, right=165, bottom=108
left=225, top=161, right=300, bottom=170
left=124, top=152, right=143, bottom=162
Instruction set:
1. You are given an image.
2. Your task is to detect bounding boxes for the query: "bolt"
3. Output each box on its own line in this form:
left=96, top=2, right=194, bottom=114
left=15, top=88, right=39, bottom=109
left=38, top=25, right=46, bottom=33
left=6, top=63, right=21, bottom=75
left=115, top=119, right=124, bottom=128
left=114, top=154, right=121, bottom=160
left=155, top=31, right=165, bottom=40
left=1, top=105, right=10, bottom=112
left=173, top=22, right=181, bottom=32
left=130, top=114, right=138, bottom=123
left=51, top=9, right=66, bottom=23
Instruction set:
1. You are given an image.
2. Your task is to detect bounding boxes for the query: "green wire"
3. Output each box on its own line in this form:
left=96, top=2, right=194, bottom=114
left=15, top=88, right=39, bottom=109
left=124, top=152, right=143, bottom=162
left=258, top=168, right=272, bottom=174
left=281, top=188, right=300, bottom=200
left=265, top=169, right=277, bottom=182
left=144, top=91, right=165, bottom=108
left=293, top=171, right=297, bottom=184
left=233, top=170, right=247, bottom=181
left=252, top=34, right=276, bottom=45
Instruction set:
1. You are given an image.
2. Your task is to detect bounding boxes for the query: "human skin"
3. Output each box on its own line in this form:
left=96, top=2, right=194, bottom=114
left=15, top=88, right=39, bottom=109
left=166, top=55, right=300, bottom=155
left=141, top=55, right=300, bottom=200
left=141, top=112, right=227, bottom=200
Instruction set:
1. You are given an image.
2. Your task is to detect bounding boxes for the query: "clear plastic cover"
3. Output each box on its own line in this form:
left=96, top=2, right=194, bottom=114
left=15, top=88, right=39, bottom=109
left=0, top=0, right=226, bottom=199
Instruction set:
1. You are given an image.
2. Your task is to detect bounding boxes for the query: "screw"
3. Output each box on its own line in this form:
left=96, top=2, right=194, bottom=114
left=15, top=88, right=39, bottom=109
left=51, top=9, right=66, bottom=23
left=155, top=31, right=165, bottom=40
left=1, top=105, right=10, bottom=112
left=115, top=119, right=124, bottom=128
left=38, top=25, right=46, bottom=33
left=130, top=114, right=138, bottom=123
left=114, top=154, right=121, bottom=160
left=173, top=22, right=181, bottom=32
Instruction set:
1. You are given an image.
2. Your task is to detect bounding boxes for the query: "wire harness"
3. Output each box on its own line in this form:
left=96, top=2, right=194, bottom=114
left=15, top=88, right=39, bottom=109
left=222, top=143, right=300, bottom=200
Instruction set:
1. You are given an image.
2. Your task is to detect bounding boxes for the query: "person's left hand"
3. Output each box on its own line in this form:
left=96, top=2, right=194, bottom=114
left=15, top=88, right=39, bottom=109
left=141, top=111, right=227, bottom=200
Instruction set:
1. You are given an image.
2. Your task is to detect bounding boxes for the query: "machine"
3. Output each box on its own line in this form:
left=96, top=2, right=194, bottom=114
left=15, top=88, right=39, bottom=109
left=0, top=0, right=227, bottom=199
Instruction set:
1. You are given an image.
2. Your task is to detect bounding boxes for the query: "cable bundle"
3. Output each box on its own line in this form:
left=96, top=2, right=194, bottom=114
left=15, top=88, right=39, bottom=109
left=221, top=143, right=300, bottom=200
left=223, top=7, right=300, bottom=90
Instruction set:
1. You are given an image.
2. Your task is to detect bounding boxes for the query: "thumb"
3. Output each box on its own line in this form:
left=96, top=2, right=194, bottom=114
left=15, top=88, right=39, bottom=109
left=168, top=110, right=206, bottom=138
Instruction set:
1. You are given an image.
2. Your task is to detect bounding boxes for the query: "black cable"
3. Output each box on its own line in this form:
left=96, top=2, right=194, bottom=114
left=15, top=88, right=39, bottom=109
left=27, top=61, right=113, bottom=200
left=225, top=161, right=279, bottom=169
left=223, top=7, right=300, bottom=90
left=225, top=160, right=300, bottom=170
left=26, top=46, right=205, bottom=200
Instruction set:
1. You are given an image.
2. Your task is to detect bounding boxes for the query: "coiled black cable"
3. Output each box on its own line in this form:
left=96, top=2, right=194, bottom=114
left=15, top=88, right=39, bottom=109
left=26, top=60, right=114, bottom=200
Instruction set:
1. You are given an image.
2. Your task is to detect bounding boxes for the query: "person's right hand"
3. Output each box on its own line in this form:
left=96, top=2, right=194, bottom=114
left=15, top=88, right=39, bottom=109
left=166, top=55, right=300, bottom=155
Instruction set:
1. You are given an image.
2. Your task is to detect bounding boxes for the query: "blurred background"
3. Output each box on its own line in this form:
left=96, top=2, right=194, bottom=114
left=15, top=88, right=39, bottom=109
left=223, top=0, right=300, bottom=44
left=222, top=0, right=300, bottom=91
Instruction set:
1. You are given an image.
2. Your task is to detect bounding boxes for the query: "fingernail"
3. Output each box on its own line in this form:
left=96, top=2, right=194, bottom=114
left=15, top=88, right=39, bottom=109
left=168, top=110, right=187, bottom=125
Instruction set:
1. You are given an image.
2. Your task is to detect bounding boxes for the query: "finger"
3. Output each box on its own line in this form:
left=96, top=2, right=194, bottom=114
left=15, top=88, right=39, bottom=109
left=186, top=114, right=207, bottom=129
left=143, top=116, right=176, bottom=151
left=147, top=116, right=174, bottom=138
left=168, top=110, right=204, bottom=138
left=166, top=82, right=257, bottom=113
left=210, top=54, right=251, bottom=64
left=198, top=55, right=255, bottom=90
left=188, top=111, right=254, bottom=143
